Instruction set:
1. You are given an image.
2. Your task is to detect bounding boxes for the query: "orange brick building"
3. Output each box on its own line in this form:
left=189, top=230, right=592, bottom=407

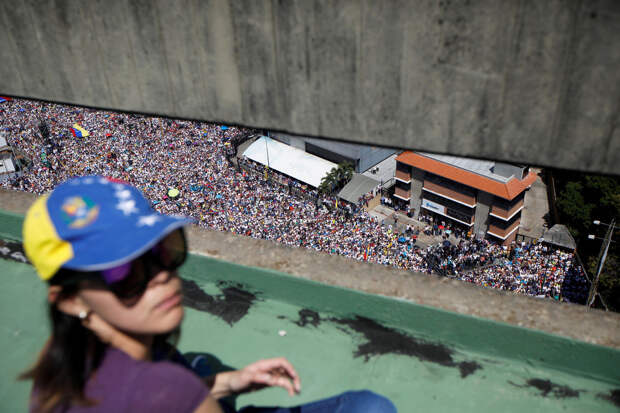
left=394, top=151, right=537, bottom=245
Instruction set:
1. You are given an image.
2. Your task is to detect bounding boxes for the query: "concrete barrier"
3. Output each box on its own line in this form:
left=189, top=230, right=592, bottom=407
left=1, top=0, right=619, bottom=175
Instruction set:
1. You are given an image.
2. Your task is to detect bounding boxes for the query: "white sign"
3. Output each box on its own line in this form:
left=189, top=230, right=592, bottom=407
left=422, top=198, right=446, bottom=214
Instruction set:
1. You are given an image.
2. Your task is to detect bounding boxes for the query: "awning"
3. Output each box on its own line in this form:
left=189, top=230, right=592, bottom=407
left=242, top=136, right=337, bottom=188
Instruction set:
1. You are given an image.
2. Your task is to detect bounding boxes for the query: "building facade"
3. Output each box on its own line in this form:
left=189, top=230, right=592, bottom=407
left=0, top=133, right=22, bottom=183
left=268, top=132, right=396, bottom=173
left=394, top=151, right=537, bottom=245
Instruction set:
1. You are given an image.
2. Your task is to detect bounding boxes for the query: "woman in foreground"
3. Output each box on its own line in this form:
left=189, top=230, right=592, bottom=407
left=21, top=176, right=397, bottom=413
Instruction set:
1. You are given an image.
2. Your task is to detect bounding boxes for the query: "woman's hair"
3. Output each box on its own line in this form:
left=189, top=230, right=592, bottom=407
left=20, top=269, right=179, bottom=413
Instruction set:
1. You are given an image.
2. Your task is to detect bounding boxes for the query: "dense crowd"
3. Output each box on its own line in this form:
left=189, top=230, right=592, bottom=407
left=0, top=98, right=589, bottom=303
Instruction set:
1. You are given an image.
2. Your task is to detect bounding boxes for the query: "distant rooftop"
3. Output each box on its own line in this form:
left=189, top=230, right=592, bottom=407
left=419, top=152, right=520, bottom=183
left=242, top=136, right=337, bottom=188
left=542, top=224, right=577, bottom=250
left=396, top=151, right=537, bottom=200
left=362, top=153, right=396, bottom=186
left=337, top=173, right=380, bottom=204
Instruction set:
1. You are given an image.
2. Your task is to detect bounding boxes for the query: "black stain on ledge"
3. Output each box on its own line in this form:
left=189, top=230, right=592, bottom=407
left=284, top=309, right=481, bottom=378
left=508, top=378, right=582, bottom=399
left=182, top=279, right=259, bottom=326
left=0, top=239, right=29, bottom=264
left=598, top=389, right=620, bottom=408
left=294, top=308, right=321, bottom=327
left=277, top=308, right=321, bottom=328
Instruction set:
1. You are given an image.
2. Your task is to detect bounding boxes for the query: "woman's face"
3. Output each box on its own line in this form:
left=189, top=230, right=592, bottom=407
left=77, top=268, right=184, bottom=335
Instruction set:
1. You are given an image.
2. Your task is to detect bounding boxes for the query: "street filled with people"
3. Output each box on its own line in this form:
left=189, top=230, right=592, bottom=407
left=0, top=97, right=589, bottom=303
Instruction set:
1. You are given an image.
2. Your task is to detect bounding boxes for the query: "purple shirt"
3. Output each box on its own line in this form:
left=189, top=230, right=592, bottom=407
left=32, top=347, right=210, bottom=412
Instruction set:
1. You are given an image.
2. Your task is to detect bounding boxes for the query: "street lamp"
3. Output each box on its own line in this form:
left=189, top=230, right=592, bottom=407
left=588, top=234, right=616, bottom=242
left=586, top=218, right=616, bottom=309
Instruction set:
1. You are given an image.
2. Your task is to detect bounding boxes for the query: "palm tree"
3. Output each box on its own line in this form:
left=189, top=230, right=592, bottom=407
left=318, top=162, right=354, bottom=195
left=319, top=170, right=338, bottom=195
left=335, top=162, right=354, bottom=187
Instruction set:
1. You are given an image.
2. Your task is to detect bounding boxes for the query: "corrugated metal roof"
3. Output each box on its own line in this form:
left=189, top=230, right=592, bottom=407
left=337, top=173, right=380, bottom=204
left=542, top=224, right=577, bottom=250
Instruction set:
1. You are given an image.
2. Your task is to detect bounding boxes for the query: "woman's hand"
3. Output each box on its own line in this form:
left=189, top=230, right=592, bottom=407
left=210, top=358, right=301, bottom=399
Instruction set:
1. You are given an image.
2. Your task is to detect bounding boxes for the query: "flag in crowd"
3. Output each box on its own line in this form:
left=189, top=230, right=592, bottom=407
left=0, top=96, right=12, bottom=103
left=71, top=123, right=90, bottom=138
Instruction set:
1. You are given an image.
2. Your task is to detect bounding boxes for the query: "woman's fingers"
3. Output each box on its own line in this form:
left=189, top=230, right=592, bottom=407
left=252, top=358, right=301, bottom=392
left=254, top=372, right=297, bottom=396
left=243, top=358, right=301, bottom=395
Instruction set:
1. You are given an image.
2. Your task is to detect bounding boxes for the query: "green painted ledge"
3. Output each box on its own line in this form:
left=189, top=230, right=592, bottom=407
left=2, top=209, right=620, bottom=412
left=2, top=209, right=619, bottom=383
left=181, top=254, right=620, bottom=385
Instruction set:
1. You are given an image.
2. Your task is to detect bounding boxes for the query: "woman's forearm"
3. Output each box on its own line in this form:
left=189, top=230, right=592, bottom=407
left=204, top=371, right=236, bottom=399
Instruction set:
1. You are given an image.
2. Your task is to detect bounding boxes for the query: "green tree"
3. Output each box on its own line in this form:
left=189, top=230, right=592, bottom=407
left=318, top=172, right=338, bottom=195
left=552, top=170, right=620, bottom=311
left=319, top=162, right=354, bottom=195
left=555, top=181, right=592, bottom=239
left=588, top=253, right=620, bottom=311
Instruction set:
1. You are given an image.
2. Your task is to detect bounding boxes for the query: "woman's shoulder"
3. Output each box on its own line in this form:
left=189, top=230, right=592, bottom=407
left=89, top=347, right=210, bottom=412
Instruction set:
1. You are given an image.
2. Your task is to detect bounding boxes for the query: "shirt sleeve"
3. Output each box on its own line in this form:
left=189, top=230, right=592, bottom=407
left=127, top=361, right=210, bottom=413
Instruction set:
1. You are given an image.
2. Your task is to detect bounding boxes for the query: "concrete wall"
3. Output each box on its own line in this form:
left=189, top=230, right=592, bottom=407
left=1, top=0, right=619, bottom=175
left=410, top=167, right=425, bottom=218
left=473, top=191, right=493, bottom=237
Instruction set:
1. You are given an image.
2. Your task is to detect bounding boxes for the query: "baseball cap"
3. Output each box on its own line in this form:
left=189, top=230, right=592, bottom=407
left=23, top=176, right=192, bottom=281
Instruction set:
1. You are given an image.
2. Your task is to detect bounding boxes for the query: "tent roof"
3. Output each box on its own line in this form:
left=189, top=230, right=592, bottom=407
left=242, top=136, right=337, bottom=188
left=541, top=224, right=577, bottom=250
left=338, top=173, right=380, bottom=204
left=0, top=134, right=9, bottom=151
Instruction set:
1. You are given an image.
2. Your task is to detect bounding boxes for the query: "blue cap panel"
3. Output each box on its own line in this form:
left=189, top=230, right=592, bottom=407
left=45, top=176, right=191, bottom=272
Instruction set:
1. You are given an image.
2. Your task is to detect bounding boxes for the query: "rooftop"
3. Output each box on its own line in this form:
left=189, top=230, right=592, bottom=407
left=420, top=152, right=514, bottom=183
left=337, top=173, right=380, bottom=204
left=362, top=153, right=397, bottom=185
left=1, top=192, right=620, bottom=412
left=396, top=151, right=538, bottom=200
left=242, top=136, right=336, bottom=188
left=542, top=225, right=577, bottom=250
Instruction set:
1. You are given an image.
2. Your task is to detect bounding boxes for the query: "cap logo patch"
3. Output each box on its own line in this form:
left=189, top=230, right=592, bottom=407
left=61, top=196, right=100, bottom=229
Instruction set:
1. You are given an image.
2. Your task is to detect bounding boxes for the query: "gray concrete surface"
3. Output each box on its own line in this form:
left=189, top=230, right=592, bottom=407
left=2, top=188, right=619, bottom=349
left=519, top=168, right=550, bottom=241
left=1, top=1, right=619, bottom=175
left=473, top=191, right=493, bottom=237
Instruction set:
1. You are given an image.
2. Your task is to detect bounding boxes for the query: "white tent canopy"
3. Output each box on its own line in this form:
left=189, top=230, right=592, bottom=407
left=242, top=136, right=337, bottom=188
left=0, top=156, right=15, bottom=174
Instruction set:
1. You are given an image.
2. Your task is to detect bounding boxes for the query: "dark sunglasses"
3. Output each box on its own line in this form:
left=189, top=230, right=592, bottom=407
left=98, top=229, right=187, bottom=300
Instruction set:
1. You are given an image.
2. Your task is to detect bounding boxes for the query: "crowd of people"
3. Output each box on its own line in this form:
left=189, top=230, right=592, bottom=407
left=0, top=98, right=589, bottom=303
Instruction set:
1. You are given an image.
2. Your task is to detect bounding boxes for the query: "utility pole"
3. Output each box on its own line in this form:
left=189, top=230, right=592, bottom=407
left=587, top=218, right=616, bottom=309
left=264, top=136, right=270, bottom=181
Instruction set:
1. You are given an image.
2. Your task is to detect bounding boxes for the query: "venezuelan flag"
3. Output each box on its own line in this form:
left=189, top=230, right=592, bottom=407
left=0, top=96, right=11, bottom=103
left=71, top=123, right=90, bottom=138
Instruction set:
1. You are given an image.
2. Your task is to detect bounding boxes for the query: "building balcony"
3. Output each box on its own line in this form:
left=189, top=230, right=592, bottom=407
left=395, top=168, right=411, bottom=183
left=490, top=198, right=524, bottom=221
left=423, top=180, right=476, bottom=208
left=487, top=219, right=521, bottom=240
left=394, top=187, right=411, bottom=201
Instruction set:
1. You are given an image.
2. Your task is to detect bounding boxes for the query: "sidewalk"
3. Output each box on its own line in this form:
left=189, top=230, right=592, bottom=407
left=519, top=168, right=549, bottom=241
left=369, top=204, right=464, bottom=248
